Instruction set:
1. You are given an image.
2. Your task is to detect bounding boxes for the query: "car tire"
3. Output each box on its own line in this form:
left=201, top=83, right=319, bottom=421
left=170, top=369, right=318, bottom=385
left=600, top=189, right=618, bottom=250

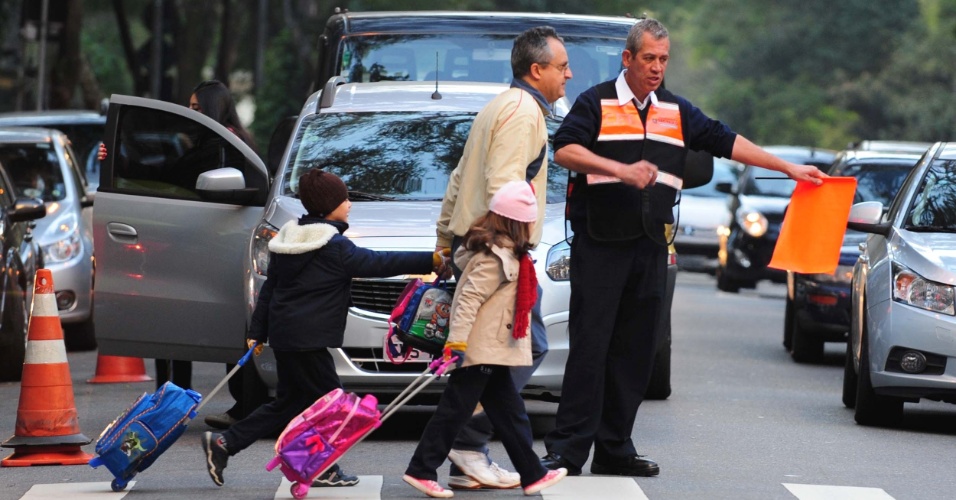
left=854, top=324, right=903, bottom=427
left=645, top=322, right=672, bottom=400
left=715, top=265, right=740, bottom=293
left=0, top=289, right=29, bottom=382
left=842, top=339, right=857, bottom=409
left=64, top=317, right=97, bottom=352
left=783, top=297, right=794, bottom=350
left=789, top=312, right=823, bottom=363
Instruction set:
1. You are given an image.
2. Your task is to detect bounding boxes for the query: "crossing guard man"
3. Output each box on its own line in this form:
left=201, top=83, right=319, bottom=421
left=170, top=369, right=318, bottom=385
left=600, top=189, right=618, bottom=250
left=540, top=17, right=826, bottom=477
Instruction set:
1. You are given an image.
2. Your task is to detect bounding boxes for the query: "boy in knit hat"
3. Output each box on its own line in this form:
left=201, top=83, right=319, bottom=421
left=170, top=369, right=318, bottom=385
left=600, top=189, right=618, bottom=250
left=202, top=169, right=450, bottom=488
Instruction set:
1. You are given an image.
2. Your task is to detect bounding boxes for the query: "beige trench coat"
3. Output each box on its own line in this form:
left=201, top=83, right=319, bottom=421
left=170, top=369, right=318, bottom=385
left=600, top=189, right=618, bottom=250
left=445, top=243, right=532, bottom=368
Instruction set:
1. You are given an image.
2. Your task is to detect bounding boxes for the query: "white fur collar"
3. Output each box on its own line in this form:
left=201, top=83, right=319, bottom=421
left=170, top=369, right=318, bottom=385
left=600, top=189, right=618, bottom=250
left=268, top=221, right=338, bottom=255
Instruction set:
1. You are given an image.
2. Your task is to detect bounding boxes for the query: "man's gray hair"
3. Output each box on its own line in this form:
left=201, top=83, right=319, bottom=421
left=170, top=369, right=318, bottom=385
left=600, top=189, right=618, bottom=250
left=625, top=18, right=669, bottom=54
left=512, top=26, right=563, bottom=79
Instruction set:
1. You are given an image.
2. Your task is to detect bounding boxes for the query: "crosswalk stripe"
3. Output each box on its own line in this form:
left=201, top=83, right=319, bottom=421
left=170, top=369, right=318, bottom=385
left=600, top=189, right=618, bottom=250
left=19, top=481, right=136, bottom=499
left=540, top=476, right=649, bottom=500
left=784, top=483, right=895, bottom=500
left=275, top=476, right=382, bottom=499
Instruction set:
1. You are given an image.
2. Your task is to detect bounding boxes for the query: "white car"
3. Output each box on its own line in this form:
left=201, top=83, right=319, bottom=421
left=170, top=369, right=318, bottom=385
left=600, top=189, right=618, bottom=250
left=0, top=127, right=95, bottom=350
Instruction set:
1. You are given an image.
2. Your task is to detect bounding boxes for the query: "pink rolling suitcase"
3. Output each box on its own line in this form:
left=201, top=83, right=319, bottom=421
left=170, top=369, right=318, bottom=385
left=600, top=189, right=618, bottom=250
left=266, top=356, right=457, bottom=499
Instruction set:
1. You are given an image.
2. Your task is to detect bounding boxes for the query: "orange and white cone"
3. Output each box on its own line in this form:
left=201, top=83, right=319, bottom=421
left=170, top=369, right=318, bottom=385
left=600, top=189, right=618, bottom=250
left=87, top=354, right=153, bottom=384
left=1, top=270, right=93, bottom=466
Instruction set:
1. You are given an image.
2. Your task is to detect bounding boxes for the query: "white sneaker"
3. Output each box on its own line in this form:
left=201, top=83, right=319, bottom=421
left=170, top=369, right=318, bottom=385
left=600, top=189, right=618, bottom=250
left=447, top=449, right=520, bottom=489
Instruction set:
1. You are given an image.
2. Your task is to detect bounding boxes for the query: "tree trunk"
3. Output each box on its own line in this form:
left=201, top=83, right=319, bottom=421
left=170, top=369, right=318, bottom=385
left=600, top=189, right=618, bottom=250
left=49, top=0, right=83, bottom=108
left=174, top=3, right=218, bottom=104
left=112, top=0, right=147, bottom=96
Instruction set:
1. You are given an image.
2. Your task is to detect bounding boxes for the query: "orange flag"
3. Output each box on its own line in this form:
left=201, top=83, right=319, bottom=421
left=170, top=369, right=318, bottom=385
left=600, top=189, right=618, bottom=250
left=768, top=177, right=858, bottom=274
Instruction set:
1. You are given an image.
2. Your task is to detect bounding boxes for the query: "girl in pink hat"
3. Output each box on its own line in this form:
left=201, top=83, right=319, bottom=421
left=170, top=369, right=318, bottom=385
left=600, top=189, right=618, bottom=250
left=403, top=181, right=567, bottom=498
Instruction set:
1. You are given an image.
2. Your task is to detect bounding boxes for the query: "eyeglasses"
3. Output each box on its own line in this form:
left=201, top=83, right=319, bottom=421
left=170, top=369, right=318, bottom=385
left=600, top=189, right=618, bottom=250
left=538, top=61, right=570, bottom=73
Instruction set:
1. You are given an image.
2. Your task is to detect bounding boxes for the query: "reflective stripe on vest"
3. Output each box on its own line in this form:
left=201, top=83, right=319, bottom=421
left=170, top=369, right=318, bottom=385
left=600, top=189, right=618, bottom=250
left=597, top=99, right=685, bottom=148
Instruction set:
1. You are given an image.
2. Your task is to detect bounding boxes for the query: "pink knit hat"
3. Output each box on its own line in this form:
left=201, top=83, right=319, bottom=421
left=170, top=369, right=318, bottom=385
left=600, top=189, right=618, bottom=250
left=489, top=181, right=537, bottom=223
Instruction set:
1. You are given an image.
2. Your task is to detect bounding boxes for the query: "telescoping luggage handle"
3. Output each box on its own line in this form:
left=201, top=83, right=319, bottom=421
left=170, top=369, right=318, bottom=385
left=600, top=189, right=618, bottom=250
left=195, top=341, right=259, bottom=414
left=379, top=355, right=458, bottom=423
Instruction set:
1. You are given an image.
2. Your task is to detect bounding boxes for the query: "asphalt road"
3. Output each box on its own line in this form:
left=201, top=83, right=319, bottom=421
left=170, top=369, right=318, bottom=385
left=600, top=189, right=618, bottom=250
left=1, top=272, right=955, bottom=499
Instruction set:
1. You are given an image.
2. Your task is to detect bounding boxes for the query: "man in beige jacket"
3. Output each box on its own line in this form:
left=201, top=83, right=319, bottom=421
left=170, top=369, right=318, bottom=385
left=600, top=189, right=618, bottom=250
left=434, top=25, right=572, bottom=490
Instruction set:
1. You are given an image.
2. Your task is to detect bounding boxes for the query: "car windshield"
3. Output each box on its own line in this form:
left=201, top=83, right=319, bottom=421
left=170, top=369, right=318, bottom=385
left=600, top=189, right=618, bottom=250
left=284, top=111, right=568, bottom=203
left=0, top=143, right=66, bottom=202
left=683, top=159, right=740, bottom=198
left=830, top=160, right=915, bottom=206
left=905, top=157, right=956, bottom=231
left=339, top=34, right=623, bottom=104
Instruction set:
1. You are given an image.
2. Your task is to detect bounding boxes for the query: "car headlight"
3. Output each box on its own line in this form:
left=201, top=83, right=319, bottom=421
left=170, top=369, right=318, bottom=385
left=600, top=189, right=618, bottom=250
left=892, top=262, right=955, bottom=315
left=545, top=239, right=571, bottom=281
left=42, top=228, right=82, bottom=264
left=811, top=264, right=854, bottom=284
left=736, top=209, right=768, bottom=238
left=252, top=221, right=278, bottom=277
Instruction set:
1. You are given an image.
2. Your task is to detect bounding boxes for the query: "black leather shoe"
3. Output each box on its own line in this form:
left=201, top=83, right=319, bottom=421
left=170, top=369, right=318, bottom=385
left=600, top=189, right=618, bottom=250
left=540, top=452, right=582, bottom=476
left=591, top=455, right=660, bottom=477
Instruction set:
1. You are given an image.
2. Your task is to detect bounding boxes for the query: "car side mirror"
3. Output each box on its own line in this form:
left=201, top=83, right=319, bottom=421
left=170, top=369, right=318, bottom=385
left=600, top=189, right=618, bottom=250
left=195, top=167, right=261, bottom=205
left=715, top=182, right=735, bottom=195
left=846, top=201, right=890, bottom=236
left=9, top=197, right=46, bottom=223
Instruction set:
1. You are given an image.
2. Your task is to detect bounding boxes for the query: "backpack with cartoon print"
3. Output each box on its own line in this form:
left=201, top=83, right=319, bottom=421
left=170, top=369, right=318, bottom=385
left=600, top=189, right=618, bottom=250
left=385, top=278, right=453, bottom=363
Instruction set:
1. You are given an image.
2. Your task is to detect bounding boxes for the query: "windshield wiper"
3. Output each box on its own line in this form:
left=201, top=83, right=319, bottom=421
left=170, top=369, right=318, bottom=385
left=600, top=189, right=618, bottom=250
left=348, top=191, right=394, bottom=201
left=905, top=224, right=956, bottom=233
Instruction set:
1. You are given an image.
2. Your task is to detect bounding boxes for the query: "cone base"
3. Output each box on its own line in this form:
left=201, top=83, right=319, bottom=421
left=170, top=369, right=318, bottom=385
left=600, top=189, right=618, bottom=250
left=1, top=445, right=93, bottom=467
left=87, top=355, right=153, bottom=384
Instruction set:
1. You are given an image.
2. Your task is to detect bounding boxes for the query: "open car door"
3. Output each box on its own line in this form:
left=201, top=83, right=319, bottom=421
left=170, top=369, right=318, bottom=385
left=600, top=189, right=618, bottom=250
left=94, top=95, right=269, bottom=363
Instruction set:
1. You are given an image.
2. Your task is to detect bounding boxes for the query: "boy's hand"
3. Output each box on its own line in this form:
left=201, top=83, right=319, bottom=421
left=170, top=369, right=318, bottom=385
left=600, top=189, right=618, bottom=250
left=443, top=342, right=466, bottom=369
left=247, top=339, right=264, bottom=356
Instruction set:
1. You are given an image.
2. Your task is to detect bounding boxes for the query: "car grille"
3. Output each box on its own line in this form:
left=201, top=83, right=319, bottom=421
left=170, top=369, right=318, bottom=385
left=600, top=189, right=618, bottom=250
left=350, top=278, right=457, bottom=315
left=342, top=347, right=435, bottom=373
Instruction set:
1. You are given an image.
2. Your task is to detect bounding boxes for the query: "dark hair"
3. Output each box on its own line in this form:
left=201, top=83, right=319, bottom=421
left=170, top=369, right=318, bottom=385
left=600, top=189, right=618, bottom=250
left=461, top=211, right=533, bottom=257
left=191, top=80, right=257, bottom=151
left=512, top=26, right=562, bottom=79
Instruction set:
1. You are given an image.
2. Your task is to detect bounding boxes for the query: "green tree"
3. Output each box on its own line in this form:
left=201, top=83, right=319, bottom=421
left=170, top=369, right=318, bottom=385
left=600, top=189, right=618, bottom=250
left=251, top=28, right=310, bottom=150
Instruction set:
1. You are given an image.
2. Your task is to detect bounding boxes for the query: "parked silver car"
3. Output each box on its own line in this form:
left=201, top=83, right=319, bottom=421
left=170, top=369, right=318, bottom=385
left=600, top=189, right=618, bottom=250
left=673, top=157, right=742, bottom=273
left=843, top=141, right=956, bottom=426
left=0, top=127, right=95, bottom=350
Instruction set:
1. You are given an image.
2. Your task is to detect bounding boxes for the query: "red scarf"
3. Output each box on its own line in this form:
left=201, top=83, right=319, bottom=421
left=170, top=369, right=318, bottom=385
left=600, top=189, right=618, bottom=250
left=513, top=253, right=538, bottom=339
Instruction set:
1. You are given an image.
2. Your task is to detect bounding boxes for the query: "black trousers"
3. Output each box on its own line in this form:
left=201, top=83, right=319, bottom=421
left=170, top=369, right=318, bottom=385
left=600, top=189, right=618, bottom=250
left=544, top=231, right=665, bottom=468
left=406, top=365, right=548, bottom=488
left=222, top=349, right=341, bottom=454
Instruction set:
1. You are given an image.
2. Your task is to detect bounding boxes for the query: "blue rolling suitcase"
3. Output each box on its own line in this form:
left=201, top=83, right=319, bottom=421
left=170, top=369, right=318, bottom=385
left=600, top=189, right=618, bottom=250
left=90, top=382, right=202, bottom=491
left=90, top=345, right=257, bottom=491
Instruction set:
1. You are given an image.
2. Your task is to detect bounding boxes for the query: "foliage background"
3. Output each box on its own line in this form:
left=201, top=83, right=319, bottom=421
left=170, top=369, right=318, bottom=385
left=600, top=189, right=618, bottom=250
left=2, top=0, right=955, bottom=152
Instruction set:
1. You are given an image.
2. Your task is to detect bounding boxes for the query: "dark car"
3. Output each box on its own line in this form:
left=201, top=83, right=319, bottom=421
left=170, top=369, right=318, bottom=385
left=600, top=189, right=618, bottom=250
left=784, top=147, right=927, bottom=362
left=313, top=10, right=641, bottom=106
left=0, top=163, right=48, bottom=381
left=715, top=146, right=836, bottom=292
left=0, top=110, right=107, bottom=192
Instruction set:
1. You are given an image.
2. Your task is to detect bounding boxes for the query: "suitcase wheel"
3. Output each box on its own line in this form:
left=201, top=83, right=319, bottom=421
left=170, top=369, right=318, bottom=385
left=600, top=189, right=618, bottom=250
left=291, top=482, right=309, bottom=499
left=111, top=478, right=129, bottom=492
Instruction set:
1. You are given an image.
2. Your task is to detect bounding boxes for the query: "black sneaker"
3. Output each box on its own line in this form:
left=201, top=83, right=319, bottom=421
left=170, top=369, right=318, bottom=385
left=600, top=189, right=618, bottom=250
left=312, top=464, right=360, bottom=487
left=201, top=431, right=229, bottom=486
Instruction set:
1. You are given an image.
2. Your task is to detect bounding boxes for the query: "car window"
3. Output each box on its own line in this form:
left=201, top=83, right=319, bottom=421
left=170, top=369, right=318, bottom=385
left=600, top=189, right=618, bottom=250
left=742, top=170, right=796, bottom=197
left=110, top=106, right=262, bottom=201
left=61, top=141, right=88, bottom=196
left=905, top=157, right=956, bottom=231
left=830, top=160, right=915, bottom=206
left=683, top=160, right=739, bottom=198
left=285, top=110, right=569, bottom=204
left=0, top=143, right=67, bottom=202
left=339, top=34, right=623, bottom=105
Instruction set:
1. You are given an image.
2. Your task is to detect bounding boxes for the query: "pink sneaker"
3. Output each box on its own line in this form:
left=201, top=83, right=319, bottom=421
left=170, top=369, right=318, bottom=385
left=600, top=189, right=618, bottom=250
left=403, top=474, right=454, bottom=498
left=524, top=468, right=568, bottom=495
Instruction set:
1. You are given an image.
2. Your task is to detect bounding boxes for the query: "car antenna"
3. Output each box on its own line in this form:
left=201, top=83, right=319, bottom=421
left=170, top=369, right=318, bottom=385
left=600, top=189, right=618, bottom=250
left=432, top=52, right=442, bottom=100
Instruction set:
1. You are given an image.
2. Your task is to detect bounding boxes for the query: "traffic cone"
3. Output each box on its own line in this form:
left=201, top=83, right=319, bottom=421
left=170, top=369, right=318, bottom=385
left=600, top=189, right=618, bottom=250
left=1, top=270, right=93, bottom=467
left=87, top=354, right=153, bottom=384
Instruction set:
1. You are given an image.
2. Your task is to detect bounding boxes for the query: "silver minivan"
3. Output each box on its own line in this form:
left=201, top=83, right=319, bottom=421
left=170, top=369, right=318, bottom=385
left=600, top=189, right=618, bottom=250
left=94, top=81, right=573, bottom=398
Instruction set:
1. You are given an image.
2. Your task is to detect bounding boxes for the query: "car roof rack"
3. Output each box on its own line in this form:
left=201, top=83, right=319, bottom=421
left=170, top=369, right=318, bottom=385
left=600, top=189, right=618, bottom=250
left=320, top=76, right=349, bottom=109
